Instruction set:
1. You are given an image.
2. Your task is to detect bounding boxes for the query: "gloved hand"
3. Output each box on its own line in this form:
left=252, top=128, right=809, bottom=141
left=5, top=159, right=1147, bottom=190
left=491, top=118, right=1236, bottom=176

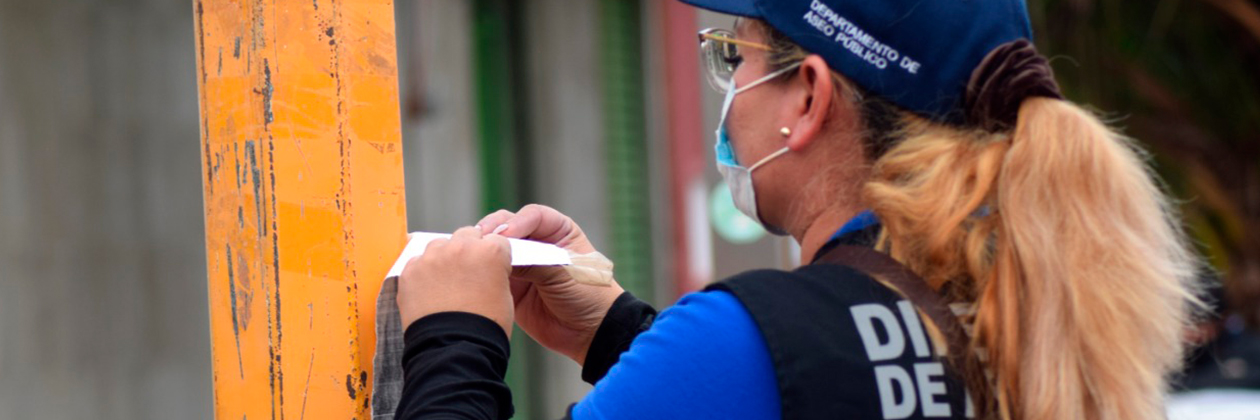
left=477, top=204, right=626, bottom=365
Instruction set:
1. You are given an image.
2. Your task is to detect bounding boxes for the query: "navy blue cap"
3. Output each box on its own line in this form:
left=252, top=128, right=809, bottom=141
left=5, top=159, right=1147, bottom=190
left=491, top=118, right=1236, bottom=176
left=680, top=0, right=1034, bottom=122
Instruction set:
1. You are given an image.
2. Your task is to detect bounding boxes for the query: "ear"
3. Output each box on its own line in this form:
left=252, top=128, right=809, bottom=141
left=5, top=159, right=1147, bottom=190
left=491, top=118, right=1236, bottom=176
left=785, top=55, right=838, bottom=152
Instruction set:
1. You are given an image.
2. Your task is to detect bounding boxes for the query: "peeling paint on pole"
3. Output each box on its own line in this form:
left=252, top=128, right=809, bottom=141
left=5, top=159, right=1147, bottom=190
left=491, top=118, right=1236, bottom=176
left=193, top=0, right=408, bottom=418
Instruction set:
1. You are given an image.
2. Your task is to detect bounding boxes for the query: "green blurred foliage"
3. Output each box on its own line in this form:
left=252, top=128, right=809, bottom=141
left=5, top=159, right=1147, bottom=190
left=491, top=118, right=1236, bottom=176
left=1029, top=0, right=1260, bottom=323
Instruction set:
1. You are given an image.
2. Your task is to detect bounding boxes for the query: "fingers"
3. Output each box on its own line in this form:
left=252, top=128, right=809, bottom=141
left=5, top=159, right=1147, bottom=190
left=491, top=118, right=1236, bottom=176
left=418, top=226, right=491, bottom=262
left=484, top=233, right=511, bottom=260
left=477, top=204, right=593, bottom=255
left=422, top=237, right=449, bottom=254
left=447, top=226, right=511, bottom=264
left=452, top=225, right=483, bottom=240
left=476, top=209, right=516, bottom=234
left=500, top=204, right=572, bottom=244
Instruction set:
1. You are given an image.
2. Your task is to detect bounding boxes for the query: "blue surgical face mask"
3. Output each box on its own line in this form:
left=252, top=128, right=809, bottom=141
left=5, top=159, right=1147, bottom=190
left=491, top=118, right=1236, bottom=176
left=715, top=63, right=800, bottom=236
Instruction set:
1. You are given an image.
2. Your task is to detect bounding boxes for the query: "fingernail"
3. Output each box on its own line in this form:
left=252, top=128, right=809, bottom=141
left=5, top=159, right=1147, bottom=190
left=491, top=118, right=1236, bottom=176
left=474, top=224, right=482, bottom=232
left=492, top=224, right=509, bottom=235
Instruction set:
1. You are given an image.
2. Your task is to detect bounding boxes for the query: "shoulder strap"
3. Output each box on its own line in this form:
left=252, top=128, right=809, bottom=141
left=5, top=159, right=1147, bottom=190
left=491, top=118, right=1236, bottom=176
left=814, top=245, right=994, bottom=417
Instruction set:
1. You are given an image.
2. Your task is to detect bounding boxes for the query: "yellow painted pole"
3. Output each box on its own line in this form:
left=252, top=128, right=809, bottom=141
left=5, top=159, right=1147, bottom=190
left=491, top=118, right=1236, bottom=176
left=193, top=0, right=407, bottom=418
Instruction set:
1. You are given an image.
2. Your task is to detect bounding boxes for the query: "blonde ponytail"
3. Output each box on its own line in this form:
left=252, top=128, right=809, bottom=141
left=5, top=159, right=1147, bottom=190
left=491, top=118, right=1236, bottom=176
left=865, top=97, right=1203, bottom=419
left=750, top=17, right=1202, bottom=418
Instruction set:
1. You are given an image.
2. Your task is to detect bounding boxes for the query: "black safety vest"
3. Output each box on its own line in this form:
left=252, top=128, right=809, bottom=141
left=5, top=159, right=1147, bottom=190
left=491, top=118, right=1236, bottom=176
left=704, top=231, right=976, bottom=419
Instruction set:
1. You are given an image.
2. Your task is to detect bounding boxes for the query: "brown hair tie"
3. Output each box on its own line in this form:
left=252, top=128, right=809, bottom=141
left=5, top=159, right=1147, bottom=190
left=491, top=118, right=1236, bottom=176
left=963, top=39, right=1063, bottom=131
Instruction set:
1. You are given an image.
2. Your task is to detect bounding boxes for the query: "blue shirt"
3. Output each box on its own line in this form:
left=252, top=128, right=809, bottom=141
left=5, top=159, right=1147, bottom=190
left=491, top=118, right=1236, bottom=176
left=572, top=211, right=879, bottom=419
left=572, top=290, right=780, bottom=419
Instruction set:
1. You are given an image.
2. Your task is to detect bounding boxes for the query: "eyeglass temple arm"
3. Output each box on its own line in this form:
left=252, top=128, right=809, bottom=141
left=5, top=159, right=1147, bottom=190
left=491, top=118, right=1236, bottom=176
left=697, top=33, right=772, bottom=51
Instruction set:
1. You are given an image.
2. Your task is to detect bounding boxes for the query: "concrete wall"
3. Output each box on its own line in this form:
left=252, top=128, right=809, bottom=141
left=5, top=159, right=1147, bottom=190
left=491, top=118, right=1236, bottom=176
left=518, top=1, right=606, bottom=415
left=0, top=0, right=212, bottom=418
left=397, top=0, right=481, bottom=234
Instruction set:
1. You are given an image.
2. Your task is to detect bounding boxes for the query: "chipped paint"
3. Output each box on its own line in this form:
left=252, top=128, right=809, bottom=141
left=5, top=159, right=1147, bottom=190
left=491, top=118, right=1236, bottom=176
left=226, top=244, right=245, bottom=379
left=366, top=142, right=395, bottom=154
left=261, top=61, right=274, bottom=127
left=194, top=1, right=408, bottom=418
left=300, top=352, right=316, bottom=420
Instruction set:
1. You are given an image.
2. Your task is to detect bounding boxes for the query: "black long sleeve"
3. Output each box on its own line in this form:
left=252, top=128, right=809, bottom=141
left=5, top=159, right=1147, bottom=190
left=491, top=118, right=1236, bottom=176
left=396, top=312, right=514, bottom=420
left=580, top=291, right=657, bottom=385
left=395, top=292, right=657, bottom=420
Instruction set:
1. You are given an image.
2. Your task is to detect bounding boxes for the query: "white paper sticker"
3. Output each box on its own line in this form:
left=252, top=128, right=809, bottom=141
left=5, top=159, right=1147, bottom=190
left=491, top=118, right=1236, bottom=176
left=386, top=231, right=573, bottom=278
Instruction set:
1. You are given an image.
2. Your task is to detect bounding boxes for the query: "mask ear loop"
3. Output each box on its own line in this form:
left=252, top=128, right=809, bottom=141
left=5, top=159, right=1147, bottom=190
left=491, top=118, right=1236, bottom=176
left=747, top=147, right=791, bottom=172
left=724, top=62, right=802, bottom=172
left=739, top=63, right=801, bottom=172
left=733, top=62, right=802, bottom=94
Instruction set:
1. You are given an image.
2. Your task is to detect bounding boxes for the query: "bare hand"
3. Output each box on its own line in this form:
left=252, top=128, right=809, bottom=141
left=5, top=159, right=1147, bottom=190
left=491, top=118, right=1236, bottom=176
left=397, top=226, right=515, bottom=338
left=477, top=204, right=625, bottom=364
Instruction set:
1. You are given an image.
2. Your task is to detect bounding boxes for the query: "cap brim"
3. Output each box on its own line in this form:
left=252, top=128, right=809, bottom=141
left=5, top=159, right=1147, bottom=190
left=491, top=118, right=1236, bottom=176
left=676, top=0, right=762, bottom=18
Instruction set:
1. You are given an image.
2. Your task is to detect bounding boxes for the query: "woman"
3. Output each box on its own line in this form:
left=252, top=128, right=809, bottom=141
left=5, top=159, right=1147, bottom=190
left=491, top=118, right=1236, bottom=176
left=393, top=0, right=1203, bottom=418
